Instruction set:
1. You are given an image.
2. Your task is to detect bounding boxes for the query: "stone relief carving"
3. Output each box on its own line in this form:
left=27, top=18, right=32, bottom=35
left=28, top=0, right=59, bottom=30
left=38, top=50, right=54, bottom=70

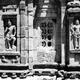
left=70, top=19, right=80, bottom=50
left=67, top=0, right=80, bottom=12
left=5, top=20, right=16, bottom=50
left=1, top=56, right=20, bottom=64
left=0, top=19, right=18, bottom=64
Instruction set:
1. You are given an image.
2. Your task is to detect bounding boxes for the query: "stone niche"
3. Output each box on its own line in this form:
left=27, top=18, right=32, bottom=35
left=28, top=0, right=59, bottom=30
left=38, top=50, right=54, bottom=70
left=0, top=5, right=20, bottom=65
left=2, top=15, right=17, bottom=51
left=66, top=0, right=80, bottom=65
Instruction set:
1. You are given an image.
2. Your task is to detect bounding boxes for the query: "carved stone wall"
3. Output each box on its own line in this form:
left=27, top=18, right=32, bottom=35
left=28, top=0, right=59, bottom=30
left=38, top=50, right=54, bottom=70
left=0, top=12, right=5, bottom=51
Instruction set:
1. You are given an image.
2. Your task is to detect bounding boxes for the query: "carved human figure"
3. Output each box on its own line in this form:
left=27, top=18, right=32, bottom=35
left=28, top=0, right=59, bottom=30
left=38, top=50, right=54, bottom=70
left=5, top=20, right=16, bottom=50
left=71, top=19, right=80, bottom=49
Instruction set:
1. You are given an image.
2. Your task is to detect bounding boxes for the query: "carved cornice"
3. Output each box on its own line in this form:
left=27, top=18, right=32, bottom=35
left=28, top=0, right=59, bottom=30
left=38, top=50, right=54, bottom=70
left=67, top=0, right=80, bottom=12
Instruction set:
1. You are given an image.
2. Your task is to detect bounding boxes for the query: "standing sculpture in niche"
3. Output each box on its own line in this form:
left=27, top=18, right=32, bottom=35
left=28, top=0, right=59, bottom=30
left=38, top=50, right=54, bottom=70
left=5, top=20, right=16, bottom=50
left=70, top=19, right=80, bottom=50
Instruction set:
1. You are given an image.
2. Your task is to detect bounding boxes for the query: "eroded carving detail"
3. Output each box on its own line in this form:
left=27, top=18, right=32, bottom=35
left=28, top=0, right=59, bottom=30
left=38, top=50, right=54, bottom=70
left=5, top=20, right=16, bottom=50
left=70, top=19, right=80, bottom=50
left=37, top=46, right=56, bottom=63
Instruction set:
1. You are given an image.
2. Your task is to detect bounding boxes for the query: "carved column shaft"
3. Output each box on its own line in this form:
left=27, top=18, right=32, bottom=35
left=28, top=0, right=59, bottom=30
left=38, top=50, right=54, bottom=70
left=27, top=2, right=35, bottom=69
left=61, top=6, right=66, bottom=65
left=19, top=0, right=28, bottom=64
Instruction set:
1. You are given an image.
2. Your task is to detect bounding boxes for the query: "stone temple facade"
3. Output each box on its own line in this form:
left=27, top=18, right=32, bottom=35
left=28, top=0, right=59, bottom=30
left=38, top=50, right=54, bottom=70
left=0, top=0, right=80, bottom=79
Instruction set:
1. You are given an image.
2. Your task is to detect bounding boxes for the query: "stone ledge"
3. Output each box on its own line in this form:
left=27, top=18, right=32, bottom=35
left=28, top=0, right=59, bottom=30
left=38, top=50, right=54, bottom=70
left=68, top=65, right=80, bottom=67
left=0, top=51, right=20, bottom=56
left=32, top=62, right=58, bottom=65
left=70, top=50, right=80, bottom=54
left=0, top=63, right=28, bottom=67
left=33, top=69, right=58, bottom=72
left=0, top=70, right=29, bottom=73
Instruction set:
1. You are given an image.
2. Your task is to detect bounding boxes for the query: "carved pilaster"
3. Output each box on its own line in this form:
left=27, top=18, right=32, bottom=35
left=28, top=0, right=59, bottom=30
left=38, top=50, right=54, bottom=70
left=61, top=6, right=66, bottom=65
left=19, top=0, right=28, bottom=64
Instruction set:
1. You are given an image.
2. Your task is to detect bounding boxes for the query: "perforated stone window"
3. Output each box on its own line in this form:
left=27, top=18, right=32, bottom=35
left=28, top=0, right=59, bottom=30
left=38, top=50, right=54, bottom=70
left=40, top=22, right=53, bottom=47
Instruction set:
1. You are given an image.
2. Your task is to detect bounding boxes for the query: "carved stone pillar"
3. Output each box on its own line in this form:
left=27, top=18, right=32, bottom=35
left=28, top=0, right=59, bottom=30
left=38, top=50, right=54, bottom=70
left=27, top=2, right=34, bottom=69
left=61, top=6, right=66, bottom=65
left=19, top=0, right=28, bottom=64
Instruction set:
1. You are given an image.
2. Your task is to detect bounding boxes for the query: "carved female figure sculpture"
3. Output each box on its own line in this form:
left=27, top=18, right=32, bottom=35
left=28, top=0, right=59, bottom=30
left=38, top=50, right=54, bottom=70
left=71, top=19, right=80, bottom=49
left=5, top=20, right=16, bottom=50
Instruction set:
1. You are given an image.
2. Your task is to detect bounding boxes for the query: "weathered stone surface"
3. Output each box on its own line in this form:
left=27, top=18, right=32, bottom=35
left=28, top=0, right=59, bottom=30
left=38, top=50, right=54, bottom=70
left=29, top=38, right=33, bottom=50
left=28, top=3, right=33, bottom=11
left=29, top=26, right=33, bottom=37
left=69, top=53, right=80, bottom=65
left=19, top=0, right=28, bottom=64
left=21, top=38, right=26, bottom=50
left=17, top=14, right=20, bottom=37
left=37, top=47, right=56, bottom=63
left=25, top=38, right=29, bottom=50
left=0, top=15, right=5, bottom=51
left=33, top=28, right=42, bottom=49
left=61, top=6, right=66, bottom=65
left=17, top=26, right=20, bottom=38
left=0, top=38, right=5, bottom=51
left=20, top=27, right=25, bottom=37
left=17, top=38, right=20, bottom=51
left=28, top=14, right=33, bottom=26
left=25, top=28, right=29, bottom=38
left=29, top=50, right=33, bottom=65
left=21, top=14, right=26, bottom=26
left=21, top=51, right=28, bottom=64
left=37, top=76, right=57, bottom=80
left=33, top=37, right=41, bottom=49
left=29, top=50, right=37, bottom=63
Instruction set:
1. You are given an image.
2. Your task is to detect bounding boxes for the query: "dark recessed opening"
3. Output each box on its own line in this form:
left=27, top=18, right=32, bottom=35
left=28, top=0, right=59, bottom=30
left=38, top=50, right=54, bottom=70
left=48, top=22, right=53, bottom=28
left=48, top=42, right=52, bottom=47
left=48, top=29, right=53, bottom=34
left=48, top=35, right=52, bottom=40
left=41, top=22, right=46, bottom=28
left=42, top=35, right=46, bottom=39
left=42, top=29, right=46, bottom=34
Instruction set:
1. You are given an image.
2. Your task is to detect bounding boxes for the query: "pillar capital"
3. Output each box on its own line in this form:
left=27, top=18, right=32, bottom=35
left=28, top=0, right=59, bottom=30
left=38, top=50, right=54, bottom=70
left=19, top=0, right=26, bottom=11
